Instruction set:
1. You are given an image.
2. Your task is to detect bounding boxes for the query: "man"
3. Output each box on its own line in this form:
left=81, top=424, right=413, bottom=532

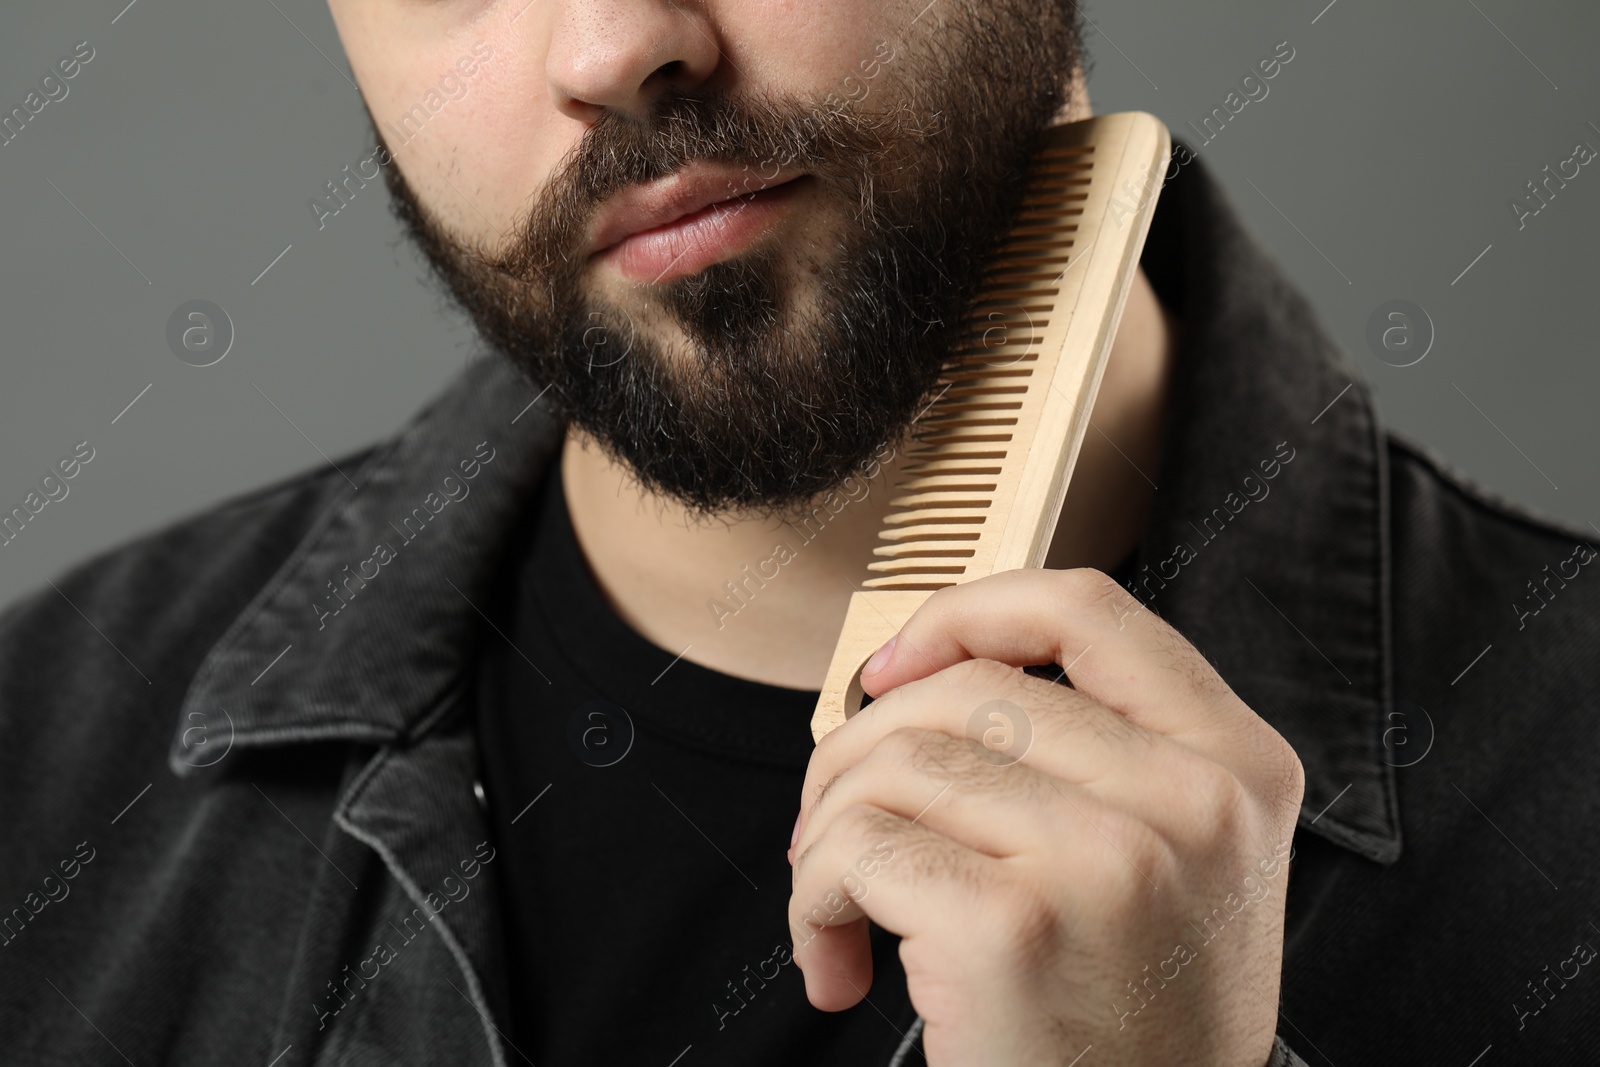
left=2, top=1, right=1597, bottom=1065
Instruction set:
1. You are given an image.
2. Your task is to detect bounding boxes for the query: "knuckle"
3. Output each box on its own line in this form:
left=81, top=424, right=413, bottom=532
left=798, top=802, right=886, bottom=873
left=838, top=801, right=898, bottom=844
left=1182, top=759, right=1250, bottom=844
left=1234, top=722, right=1307, bottom=813
left=1109, top=838, right=1170, bottom=918
left=1271, top=738, right=1307, bottom=812
left=877, top=725, right=947, bottom=771
left=811, top=715, right=849, bottom=763
left=1081, top=808, right=1169, bottom=905
left=1150, top=623, right=1227, bottom=700
left=1030, top=680, right=1137, bottom=751
left=1059, top=566, right=1151, bottom=633
left=945, top=656, right=1019, bottom=694
left=808, top=769, right=846, bottom=820
left=979, top=880, right=1060, bottom=967
left=1285, top=744, right=1306, bottom=795
left=1056, top=566, right=1118, bottom=608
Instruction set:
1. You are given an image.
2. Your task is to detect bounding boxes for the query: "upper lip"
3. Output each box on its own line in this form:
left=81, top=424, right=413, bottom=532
left=583, top=162, right=805, bottom=256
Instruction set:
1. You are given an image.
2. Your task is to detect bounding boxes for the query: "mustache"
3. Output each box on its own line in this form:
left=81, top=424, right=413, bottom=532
left=493, top=88, right=926, bottom=283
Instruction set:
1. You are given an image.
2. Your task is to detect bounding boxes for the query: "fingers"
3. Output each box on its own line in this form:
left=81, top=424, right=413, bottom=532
left=795, top=725, right=1063, bottom=864
left=859, top=567, right=1257, bottom=743
left=794, top=917, right=874, bottom=1012
left=789, top=788, right=1163, bottom=1012
left=788, top=801, right=1005, bottom=1008
left=802, top=658, right=1166, bottom=828
left=794, top=716, right=1216, bottom=879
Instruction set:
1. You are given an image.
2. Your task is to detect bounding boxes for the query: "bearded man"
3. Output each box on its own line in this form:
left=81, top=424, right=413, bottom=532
left=3, top=3, right=1598, bottom=1066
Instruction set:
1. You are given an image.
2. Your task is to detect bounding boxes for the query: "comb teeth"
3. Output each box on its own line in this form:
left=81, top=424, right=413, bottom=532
left=863, top=141, right=1096, bottom=591
left=814, top=114, right=1170, bottom=745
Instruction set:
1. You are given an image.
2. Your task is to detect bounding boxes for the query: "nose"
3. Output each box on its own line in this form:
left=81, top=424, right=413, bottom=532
left=544, top=0, right=725, bottom=123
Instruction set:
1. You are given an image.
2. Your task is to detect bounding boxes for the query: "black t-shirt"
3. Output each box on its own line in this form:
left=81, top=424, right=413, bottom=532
left=474, top=459, right=1137, bottom=1065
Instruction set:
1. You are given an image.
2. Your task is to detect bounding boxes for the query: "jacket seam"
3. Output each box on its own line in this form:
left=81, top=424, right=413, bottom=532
left=328, top=682, right=504, bottom=1067
left=1387, top=430, right=1598, bottom=547
left=0, top=448, right=370, bottom=626
left=332, top=804, right=508, bottom=1067
left=1370, top=385, right=1403, bottom=856
left=333, top=681, right=470, bottom=815
left=177, top=439, right=402, bottom=721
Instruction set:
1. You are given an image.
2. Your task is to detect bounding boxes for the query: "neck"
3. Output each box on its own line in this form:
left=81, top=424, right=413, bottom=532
left=560, top=264, right=1176, bottom=689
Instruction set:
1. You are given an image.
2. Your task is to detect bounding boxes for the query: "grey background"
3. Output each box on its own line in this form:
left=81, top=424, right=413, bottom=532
left=1, top=0, right=1595, bottom=611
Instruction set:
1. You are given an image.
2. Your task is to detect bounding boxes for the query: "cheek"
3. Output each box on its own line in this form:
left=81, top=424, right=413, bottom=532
left=325, top=0, right=926, bottom=246
left=452, top=35, right=573, bottom=184
left=734, top=0, right=921, bottom=96
left=331, top=12, right=571, bottom=244
left=397, top=71, right=573, bottom=244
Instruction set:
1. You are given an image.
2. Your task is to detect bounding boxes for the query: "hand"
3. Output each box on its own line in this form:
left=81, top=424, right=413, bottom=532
left=787, top=568, right=1306, bottom=1067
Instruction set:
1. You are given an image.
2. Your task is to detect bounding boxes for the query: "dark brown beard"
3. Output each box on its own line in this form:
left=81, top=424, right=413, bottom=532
left=377, top=1, right=1086, bottom=520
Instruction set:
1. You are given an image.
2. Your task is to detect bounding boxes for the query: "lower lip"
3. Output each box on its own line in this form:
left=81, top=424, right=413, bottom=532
left=596, top=178, right=807, bottom=285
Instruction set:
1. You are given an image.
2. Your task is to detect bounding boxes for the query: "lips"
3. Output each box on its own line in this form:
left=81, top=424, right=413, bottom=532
left=585, top=164, right=808, bottom=284
left=585, top=163, right=803, bottom=254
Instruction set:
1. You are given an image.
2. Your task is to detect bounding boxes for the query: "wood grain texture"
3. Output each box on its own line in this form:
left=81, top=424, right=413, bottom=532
left=810, top=112, right=1172, bottom=744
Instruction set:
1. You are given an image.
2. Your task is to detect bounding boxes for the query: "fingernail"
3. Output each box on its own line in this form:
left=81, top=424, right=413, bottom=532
left=863, top=634, right=897, bottom=676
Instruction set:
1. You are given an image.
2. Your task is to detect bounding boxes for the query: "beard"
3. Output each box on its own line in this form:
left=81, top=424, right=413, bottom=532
left=377, top=1, right=1086, bottom=520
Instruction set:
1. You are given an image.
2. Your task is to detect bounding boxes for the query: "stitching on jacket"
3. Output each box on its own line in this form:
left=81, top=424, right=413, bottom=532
left=177, top=440, right=397, bottom=716
left=329, top=700, right=505, bottom=1067
left=1368, top=383, right=1404, bottom=854
left=332, top=804, right=508, bottom=1067
left=1387, top=430, right=1597, bottom=547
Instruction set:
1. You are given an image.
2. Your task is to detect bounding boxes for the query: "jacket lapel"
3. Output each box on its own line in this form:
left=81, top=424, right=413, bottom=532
left=175, top=358, right=563, bottom=1065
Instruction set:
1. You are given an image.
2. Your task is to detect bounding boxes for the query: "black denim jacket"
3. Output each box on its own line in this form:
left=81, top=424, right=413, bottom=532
left=3, top=147, right=1598, bottom=1067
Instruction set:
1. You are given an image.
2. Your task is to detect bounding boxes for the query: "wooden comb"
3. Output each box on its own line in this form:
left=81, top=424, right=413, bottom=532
left=809, top=111, right=1171, bottom=744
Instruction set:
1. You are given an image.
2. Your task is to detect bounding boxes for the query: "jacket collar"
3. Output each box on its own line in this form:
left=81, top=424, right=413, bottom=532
left=1129, top=142, right=1401, bottom=864
left=173, top=137, right=1401, bottom=866
left=171, top=360, right=565, bottom=755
